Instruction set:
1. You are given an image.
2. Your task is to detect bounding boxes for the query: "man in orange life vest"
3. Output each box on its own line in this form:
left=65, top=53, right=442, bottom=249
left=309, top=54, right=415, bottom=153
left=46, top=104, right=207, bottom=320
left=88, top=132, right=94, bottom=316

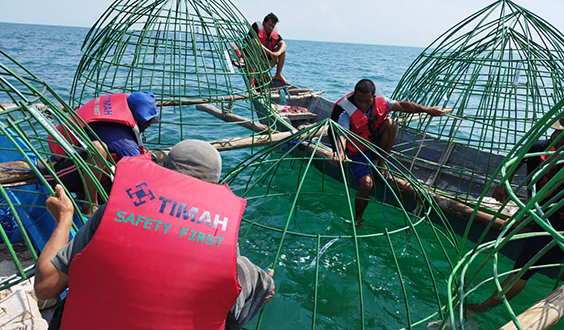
left=331, top=79, right=446, bottom=226
left=35, top=140, right=275, bottom=330
left=251, top=12, right=288, bottom=85
left=46, top=92, right=159, bottom=216
left=468, top=118, right=564, bottom=314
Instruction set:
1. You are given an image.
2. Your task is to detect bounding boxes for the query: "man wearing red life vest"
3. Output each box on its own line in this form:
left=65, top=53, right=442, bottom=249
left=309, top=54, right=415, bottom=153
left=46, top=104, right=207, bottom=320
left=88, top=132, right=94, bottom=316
left=46, top=92, right=160, bottom=216
left=251, top=12, right=288, bottom=85
left=35, top=140, right=275, bottom=330
left=331, top=79, right=446, bottom=226
left=468, top=118, right=564, bottom=314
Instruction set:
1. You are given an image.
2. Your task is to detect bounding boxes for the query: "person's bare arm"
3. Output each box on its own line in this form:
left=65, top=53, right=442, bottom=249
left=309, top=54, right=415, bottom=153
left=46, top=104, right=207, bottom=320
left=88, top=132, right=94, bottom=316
left=34, top=184, right=72, bottom=300
left=391, top=101, right=446, bottom=117
left=333, top=134, right=349, bottom=164
left=492, top=160, right=525, bottom=203
left=271, top=40, right=287, bottom=58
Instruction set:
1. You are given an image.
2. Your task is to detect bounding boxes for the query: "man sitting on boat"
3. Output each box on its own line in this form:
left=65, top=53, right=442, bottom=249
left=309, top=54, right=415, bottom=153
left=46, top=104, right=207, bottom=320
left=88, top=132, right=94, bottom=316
left=331, top=79, right=446, bottom=226
left=468, top=118, right=564, bottom=314
left=46, top=92, right=160, bottom=216
left=34, top=139, right=275, bottom=330
left=251, top=12, right=288, bottom=85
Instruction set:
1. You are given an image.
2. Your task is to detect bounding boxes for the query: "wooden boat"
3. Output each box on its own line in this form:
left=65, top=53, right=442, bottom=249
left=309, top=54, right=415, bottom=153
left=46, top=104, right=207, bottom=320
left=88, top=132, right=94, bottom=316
left=192, top=80, right=515, bottom=233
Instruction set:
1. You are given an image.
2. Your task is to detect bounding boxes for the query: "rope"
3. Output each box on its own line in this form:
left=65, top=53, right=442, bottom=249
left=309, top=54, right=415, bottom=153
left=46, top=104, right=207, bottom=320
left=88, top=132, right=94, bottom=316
left=0, top=197, right=18, bottom=236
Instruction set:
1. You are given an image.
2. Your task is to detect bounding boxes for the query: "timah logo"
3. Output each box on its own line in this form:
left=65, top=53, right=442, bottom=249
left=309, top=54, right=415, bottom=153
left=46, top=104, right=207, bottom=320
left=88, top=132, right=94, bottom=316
left=126, top=182, right=155, bottom=206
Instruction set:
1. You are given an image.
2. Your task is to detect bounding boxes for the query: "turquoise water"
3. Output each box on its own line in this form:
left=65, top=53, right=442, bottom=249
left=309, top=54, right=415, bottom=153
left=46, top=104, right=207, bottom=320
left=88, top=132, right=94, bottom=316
left=1, top=22, right=561, bottom=329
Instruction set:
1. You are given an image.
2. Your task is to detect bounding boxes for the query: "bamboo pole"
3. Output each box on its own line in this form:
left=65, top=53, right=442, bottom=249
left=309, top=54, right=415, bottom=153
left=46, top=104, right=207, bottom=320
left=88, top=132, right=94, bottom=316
left=152, top=131, right=294, bottom=162
left=0, top=88, right=318, bottom=111
left=195, top=104, right=272, bottom=133
left=1, top=132, right=296, bottom=185
left=500, top=284, right=564, bottom=330
left=270, top=87, right=313, bottom=93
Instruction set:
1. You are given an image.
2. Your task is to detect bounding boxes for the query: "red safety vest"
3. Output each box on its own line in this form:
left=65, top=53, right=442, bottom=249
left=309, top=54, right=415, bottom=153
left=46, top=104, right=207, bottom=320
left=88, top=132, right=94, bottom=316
left=538, top=146, right=557, bottom=188
left=60, top=154, right=245, bottom=330
left=255, top=21, right=279, bottom=51
left=334, top=92, right=390, bottom=155
left=48, top=94, right=143, bottom=160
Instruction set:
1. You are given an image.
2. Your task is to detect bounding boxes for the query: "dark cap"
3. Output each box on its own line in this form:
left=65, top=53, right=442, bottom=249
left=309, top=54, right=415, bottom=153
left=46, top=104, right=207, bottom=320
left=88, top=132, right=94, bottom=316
left=127, top=92, right=160, bottom=126
left=164, top=139, right=221, bottom=183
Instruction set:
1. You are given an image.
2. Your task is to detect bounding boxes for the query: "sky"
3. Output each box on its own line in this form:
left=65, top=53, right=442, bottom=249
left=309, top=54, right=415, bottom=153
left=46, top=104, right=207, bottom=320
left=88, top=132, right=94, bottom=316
left=1, top=0, right=564, bottom=47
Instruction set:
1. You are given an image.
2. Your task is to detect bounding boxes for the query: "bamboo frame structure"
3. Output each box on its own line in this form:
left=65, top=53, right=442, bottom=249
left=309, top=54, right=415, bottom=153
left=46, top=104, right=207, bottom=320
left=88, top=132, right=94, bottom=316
left=220, top=119, right=461, bottom=329
left=437, top=100, right=564, bottom=329
left=392, top=0, right=564, bottom=211
left=70, top=0, right=283, bottom=150
left=0, top=49, right=113, bottom=290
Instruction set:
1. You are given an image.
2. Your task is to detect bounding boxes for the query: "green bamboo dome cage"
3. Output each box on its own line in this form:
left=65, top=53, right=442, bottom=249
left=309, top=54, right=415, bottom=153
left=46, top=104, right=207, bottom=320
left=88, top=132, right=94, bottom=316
left=221, top=119, right=462, bottom=329
left=435, top=103, right=564, bottom=329
left=70, top=0, right=284, bottom=150
left=391, top=0, right=564, bottom=218
left=0, top=49, right=113, bottom=289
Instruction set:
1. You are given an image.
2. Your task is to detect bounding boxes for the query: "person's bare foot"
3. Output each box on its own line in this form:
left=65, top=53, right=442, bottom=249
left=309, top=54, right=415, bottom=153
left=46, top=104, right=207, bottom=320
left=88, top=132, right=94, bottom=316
left=348, top=218, right=365, bottom=229
left=273, top=74, right=289, bottom=85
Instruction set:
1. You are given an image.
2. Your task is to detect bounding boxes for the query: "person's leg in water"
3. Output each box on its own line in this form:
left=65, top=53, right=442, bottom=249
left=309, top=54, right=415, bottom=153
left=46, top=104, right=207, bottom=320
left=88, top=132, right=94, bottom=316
left=466, top=274, right=528, bottom=314
left=355, top=173, right=373, bottom=226
left=348, top=152, right=376, bottom=227
left=79, top=140, right=108, bottom=216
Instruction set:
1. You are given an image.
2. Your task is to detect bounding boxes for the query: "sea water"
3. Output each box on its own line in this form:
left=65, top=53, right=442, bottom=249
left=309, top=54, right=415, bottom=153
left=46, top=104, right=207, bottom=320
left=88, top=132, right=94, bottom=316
left=0, top=22, right=560, bottom=329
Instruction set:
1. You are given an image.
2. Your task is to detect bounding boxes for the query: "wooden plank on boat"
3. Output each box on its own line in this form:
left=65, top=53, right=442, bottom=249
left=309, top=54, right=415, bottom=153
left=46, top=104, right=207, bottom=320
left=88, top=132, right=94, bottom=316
left=500, top=284, right=564, bottom=330
left=151, top=131, right=294, bottom=162
left=2, top=131, right=303, bottom=186
left=271, top=87, right=314, bottom=94
left=195, top=104, right=272, bottom=133
left=0, top=103, right=17, bottom=110
left=0, top=161, right=36, bottom=186
left=1, top=90, right=326, bottom=113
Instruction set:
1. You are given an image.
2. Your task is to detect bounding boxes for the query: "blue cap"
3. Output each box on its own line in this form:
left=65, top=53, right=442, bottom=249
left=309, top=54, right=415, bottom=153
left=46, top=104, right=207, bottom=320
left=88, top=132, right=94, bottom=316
left=127, top=92, right=160, bottom=126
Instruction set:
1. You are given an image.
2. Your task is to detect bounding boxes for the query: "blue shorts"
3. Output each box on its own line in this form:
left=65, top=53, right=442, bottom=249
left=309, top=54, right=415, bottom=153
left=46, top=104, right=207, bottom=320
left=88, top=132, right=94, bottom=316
left=348, top=151, right=379, bottom=182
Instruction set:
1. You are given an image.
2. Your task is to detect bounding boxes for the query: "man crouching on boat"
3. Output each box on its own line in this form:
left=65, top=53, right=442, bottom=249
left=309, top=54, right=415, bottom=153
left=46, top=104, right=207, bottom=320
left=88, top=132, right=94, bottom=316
left=34, top=139, right=275, bottom=330
left=331, top=79, right=446, bottom=226
left=251, top=12, right=288, bottom=85
left=467, top=119, right=564, bottom=315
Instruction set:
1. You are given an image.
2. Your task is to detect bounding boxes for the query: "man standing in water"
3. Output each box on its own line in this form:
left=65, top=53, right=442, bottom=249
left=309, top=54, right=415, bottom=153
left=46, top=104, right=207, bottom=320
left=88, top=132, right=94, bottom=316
left=468, top=118, right=564, bottom=314
left=331, top=79, right=446, bottom=226
left=35, top=140, right=275, bottom=329
left=251, top=12, right=288, bottom=85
